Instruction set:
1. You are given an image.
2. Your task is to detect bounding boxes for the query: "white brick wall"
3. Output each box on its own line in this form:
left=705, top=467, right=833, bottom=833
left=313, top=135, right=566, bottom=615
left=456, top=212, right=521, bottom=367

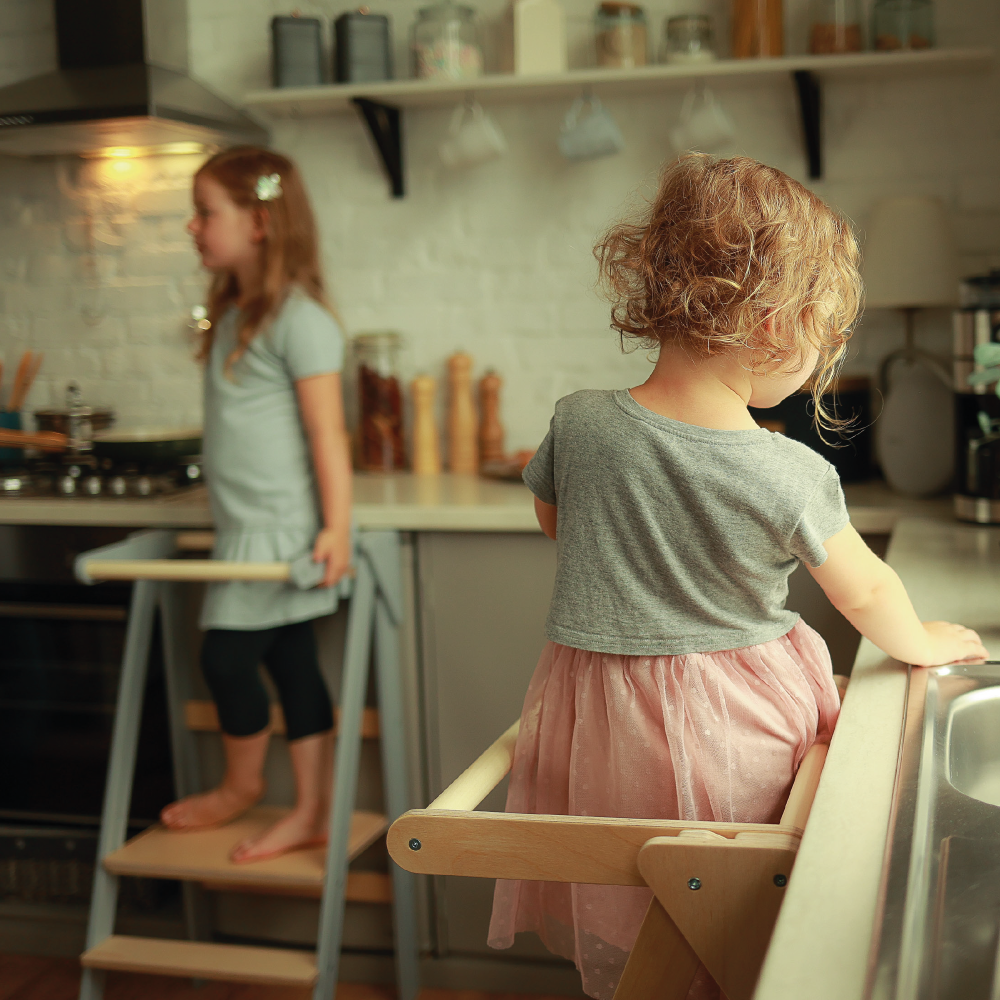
left=0, top=0, right=997, bottom=446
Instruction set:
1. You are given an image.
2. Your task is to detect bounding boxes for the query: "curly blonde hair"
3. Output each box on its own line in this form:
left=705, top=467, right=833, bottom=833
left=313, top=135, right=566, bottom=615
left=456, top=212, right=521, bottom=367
left=595, top=154, right=863, bottom=428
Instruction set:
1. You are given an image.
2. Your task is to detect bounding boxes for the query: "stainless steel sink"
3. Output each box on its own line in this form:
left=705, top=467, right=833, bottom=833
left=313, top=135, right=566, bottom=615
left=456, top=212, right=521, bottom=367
left=868, top=663, right=1000, bottom=1000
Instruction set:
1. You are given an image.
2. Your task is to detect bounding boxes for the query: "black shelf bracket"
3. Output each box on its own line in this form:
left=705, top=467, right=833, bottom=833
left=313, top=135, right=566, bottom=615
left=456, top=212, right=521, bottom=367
left=793, top=70, right=822, bottom=181
left=353, top=98, right=405, bottom=198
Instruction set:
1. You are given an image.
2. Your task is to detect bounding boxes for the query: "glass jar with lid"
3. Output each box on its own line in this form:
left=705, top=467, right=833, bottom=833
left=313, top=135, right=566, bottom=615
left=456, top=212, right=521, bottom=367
left=411, top=1, right=484, bottom=80
left=809, top=0, right=862, bottom=53
left=872, top=0, right=934, bottom=50
left=595, top=2, right=648, bottom=69
left=354, top=332, right=406, bottom=472
left=661, top=15, right=715, bottom=64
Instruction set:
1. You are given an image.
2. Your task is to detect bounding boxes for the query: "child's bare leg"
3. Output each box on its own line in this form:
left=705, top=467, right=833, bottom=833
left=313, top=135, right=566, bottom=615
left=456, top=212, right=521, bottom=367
left=160, top=730, right=269, bottom=830
left=230, top=728, right=334, bottom=862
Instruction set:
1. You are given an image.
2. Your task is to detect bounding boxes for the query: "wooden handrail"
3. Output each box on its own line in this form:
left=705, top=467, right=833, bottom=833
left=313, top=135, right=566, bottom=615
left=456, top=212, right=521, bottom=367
left=779, top=742, right=828, bottom=833
left=83, top=559, right=292, bottom=583
left=428, top=720, right=521, bottom=811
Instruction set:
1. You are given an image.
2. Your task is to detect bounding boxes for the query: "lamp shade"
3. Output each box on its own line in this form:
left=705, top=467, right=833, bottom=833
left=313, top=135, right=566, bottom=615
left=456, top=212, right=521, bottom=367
left=862, top=196, right=958, bottom=309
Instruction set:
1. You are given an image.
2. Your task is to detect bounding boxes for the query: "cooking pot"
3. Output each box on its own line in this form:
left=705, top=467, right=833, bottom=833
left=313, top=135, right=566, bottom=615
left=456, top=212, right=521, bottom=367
left=34, top=382, right=114, bottom=451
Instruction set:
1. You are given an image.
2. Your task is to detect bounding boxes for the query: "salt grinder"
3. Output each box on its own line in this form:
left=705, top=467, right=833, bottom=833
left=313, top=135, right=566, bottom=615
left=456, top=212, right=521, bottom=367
left=478, top=370, right=505, bottom=465
left=411, top=374, right=442, bottom=474
left=446, top=352, right=478, bottom=474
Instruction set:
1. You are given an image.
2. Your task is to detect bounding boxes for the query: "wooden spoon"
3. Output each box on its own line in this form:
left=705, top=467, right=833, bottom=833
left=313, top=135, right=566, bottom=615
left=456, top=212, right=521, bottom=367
left=6, top=351, right=33, bottom=413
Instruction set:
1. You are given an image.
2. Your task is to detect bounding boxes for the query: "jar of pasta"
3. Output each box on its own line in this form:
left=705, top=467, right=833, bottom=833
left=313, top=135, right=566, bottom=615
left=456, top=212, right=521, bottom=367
left=354, top=332, right=406, bottom=472
left=809, top=0, right=862, bottom=53
left=872, top=0, right=934, bottom=51
left=595, top=2, right=648, bottom=69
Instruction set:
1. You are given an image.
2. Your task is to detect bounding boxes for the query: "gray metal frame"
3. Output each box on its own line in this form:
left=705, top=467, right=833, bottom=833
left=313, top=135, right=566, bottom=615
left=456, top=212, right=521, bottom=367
left=75, top=528, right=419, bottom=1000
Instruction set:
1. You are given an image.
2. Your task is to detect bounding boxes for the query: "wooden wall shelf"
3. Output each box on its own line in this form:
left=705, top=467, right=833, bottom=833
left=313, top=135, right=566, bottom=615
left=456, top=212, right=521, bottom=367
left=242, top=48, right=993, bottom=195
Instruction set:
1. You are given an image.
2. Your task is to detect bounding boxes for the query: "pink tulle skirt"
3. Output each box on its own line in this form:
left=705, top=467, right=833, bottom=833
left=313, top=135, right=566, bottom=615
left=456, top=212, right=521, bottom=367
left=487, top=620, right=840, bottom=1000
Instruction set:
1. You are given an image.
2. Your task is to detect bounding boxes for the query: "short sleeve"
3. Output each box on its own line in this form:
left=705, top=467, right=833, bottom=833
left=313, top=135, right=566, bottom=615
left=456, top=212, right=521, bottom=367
left=522, top=418, right=557, bottom=505
left=789, top=467, right=850, bottom=568
left=274, top=297, right=344, bottom=381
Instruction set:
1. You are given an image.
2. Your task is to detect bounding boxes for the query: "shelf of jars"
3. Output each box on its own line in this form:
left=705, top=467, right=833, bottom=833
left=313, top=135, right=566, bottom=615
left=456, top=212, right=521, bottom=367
left=243, top=47, right=991, bottom=116
left=242, top=45, right=991, bottom=198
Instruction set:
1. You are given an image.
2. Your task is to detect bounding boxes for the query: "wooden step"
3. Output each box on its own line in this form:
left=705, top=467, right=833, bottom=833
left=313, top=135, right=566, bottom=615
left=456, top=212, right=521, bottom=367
left=81, top=935, right=317, bottom=986
left=104, top=807, right=388, bottom=895
left=184, top=700, right=381, bottom=739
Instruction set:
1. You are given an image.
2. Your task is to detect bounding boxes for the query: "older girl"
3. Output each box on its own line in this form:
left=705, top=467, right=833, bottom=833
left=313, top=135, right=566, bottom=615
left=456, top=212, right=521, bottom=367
left=159, top=147, right=352, bottom=864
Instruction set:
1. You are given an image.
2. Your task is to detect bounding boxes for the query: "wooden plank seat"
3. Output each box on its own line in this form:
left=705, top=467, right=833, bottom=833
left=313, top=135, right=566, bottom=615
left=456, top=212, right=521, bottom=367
left=184, top=700, right=381, bottom=739
left=104, top=807, right=388, bottom=900
left=388, top=720, right=829, bottom=1000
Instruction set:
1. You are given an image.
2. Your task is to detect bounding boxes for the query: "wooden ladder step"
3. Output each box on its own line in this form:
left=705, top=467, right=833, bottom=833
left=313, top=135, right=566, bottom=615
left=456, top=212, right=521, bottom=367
left=104, top=807, right=388, bottom=895
left=184, top=700, right=380, bottom=739
left=81, top=935, right=317, bottom=986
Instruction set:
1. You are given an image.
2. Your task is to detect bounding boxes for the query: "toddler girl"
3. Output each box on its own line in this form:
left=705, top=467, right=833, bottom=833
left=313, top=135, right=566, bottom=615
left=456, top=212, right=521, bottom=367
left=488, top=154, right=985, bottom=998
left=159, top=147, right=352, bottom=863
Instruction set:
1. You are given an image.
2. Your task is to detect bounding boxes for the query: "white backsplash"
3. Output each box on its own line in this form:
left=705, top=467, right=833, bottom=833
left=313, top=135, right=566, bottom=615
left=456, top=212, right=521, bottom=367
left=0, top=0, right=997, bottom=447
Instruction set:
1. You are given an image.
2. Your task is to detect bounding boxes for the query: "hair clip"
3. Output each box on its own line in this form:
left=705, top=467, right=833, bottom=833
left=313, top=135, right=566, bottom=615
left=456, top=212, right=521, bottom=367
left=256, top=173, right=283, bottom=201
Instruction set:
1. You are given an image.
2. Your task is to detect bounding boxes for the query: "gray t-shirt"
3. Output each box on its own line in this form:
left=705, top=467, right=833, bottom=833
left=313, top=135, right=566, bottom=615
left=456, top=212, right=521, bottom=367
left=523, top=389, right=849, bottom=656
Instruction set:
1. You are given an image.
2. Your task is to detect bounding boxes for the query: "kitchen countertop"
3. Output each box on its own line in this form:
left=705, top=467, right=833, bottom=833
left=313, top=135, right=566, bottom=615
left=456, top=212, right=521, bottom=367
left=756, top=517, right=1000, bottom=1000
left=0, top=473, right=956, bottom=532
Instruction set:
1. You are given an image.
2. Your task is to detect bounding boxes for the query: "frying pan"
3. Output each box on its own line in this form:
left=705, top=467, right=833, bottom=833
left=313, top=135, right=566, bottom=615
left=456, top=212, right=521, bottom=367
left=0, top=426, right=202, bottom=463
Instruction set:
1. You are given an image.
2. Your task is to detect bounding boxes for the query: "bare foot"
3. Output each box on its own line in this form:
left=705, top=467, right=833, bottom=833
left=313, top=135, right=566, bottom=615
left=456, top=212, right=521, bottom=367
left=230, top=807, right=327, bottom=863
left=160, top=782, right=263, bottom=831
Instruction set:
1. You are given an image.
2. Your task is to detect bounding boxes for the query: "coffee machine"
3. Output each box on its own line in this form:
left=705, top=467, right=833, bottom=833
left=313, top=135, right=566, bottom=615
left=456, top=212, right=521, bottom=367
left=954, top=270, right=1000, bottom=522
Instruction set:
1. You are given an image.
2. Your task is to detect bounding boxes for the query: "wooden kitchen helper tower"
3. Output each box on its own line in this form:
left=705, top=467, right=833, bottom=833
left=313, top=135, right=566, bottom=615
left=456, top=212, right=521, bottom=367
left=73, top=528, right=419, bottom=1000
left=388, top=721, right=829, bottom=1000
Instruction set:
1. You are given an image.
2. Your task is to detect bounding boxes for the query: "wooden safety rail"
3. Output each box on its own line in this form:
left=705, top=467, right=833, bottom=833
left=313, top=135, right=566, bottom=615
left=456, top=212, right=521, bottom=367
left=388, top=720, right=828, bottom=1000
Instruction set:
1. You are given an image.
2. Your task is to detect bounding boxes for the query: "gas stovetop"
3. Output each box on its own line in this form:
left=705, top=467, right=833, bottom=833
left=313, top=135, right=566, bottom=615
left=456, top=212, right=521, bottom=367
left=0, top=457, right=203, bottom=499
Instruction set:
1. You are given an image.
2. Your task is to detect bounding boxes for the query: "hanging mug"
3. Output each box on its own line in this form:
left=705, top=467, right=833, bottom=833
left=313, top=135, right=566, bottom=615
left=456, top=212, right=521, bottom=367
left=439, top=101, right=508, bottom=169
left=669, top=85, right=736, bottom=153
left=558, top=95, right=625, bottom=162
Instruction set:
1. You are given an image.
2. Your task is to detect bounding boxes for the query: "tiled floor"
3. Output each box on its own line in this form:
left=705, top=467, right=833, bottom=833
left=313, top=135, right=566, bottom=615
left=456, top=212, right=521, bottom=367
left=0, top=953, right=566, bottom=1000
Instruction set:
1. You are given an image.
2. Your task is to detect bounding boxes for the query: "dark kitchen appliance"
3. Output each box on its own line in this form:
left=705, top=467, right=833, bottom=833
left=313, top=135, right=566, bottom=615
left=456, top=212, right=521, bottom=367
left=748, top=377, right=873, bottom=482
left=271, top=14, right=325, bottom=88
left=0, top=0, right=267, bottom=157
left=953, top=271, right=1000, bottom=523
left=334, top=12, right=393, bottom=83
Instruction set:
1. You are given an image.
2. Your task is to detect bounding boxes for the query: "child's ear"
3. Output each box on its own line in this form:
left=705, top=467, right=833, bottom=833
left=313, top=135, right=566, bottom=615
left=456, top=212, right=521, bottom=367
left=250, top=206, right=270, bottom=243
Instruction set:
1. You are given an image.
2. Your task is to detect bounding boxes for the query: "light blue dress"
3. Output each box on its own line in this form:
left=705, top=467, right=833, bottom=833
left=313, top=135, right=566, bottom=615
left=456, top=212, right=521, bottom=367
left=199, top=288, right=345, bottom=631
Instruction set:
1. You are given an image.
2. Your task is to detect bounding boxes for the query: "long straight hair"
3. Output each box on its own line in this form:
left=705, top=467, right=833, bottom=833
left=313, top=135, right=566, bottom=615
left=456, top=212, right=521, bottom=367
left=194, top=146, right=334, bottom=369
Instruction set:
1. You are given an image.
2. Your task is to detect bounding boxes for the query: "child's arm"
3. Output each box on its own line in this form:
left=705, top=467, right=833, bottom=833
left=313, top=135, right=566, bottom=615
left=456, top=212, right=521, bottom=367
left=535, top=497, right=557, bottom=540
left=296, top=372, right=352, bottom=587
left=808, top=524, right=987, bottom=667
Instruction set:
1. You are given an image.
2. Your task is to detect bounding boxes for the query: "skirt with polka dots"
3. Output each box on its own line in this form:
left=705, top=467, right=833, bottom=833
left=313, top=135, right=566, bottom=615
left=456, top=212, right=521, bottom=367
left=487, top=620, right=841, bottom=1000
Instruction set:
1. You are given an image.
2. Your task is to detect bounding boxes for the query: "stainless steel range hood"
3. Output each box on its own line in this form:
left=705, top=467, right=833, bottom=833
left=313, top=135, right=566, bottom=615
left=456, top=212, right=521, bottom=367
left=0, top=0, right=267, bottom=157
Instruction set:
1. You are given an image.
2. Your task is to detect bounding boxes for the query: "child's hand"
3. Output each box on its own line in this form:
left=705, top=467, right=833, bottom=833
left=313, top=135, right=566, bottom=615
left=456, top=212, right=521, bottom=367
left=917, top=621, right=989, bottom=667
left=312, top=526, right=351, bottom=588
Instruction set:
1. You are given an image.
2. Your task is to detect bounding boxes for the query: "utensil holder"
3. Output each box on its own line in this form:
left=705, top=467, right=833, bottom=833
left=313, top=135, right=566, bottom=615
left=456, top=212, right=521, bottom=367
left=0, top=411, right=23, bottom=466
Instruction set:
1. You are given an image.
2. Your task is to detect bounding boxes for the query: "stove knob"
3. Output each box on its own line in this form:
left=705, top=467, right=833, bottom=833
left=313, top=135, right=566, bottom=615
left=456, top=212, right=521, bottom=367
left=59, top=475, right=77, bottom=495
left=109, top=476, right=127, bottom=496
left=136, top=476, right=152, bottom=496
left=83, top=475, right=102, bottom=496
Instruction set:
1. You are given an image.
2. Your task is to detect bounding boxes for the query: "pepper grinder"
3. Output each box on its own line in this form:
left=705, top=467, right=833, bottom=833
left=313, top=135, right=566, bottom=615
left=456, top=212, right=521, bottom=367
left=446, top=352, right=478, bottom=474
left=478, top=370, right=505, bottom=465
left=411, top=374, right=442, bottom=475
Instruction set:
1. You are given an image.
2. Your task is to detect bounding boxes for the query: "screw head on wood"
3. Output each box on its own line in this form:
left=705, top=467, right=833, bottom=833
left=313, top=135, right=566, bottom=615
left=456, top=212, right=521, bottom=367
left=408, top=838, right=422, bottom=851
left=687, top=877, right=702, bottom=890
left=774, top=874, right=787, bottom=887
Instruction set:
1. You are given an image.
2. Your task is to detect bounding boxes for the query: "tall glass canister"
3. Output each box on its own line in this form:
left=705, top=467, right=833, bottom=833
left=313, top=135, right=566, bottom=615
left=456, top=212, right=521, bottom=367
left=354, top=332, right=406, bottom=472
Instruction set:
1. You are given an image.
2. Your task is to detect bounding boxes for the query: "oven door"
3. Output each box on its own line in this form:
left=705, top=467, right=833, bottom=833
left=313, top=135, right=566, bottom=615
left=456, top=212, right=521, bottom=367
left=0, top=526, right=175, bottom=828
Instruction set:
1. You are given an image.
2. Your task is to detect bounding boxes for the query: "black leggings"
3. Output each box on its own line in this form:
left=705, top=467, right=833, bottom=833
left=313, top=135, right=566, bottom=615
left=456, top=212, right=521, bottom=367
left=200, top=621, right=334, bottom=742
